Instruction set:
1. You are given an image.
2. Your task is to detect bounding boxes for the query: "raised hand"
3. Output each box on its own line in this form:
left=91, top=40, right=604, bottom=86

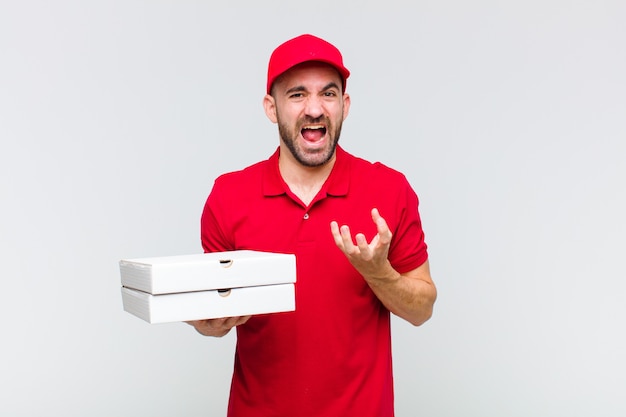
left=330, top=208, right=397, bottom=282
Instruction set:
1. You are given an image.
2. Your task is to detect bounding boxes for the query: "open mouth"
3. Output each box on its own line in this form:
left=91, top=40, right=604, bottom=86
left=301, top=125, right=327, bottom=143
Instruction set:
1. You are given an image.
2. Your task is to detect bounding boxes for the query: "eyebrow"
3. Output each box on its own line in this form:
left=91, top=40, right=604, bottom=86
left=285, top=82, right=341, bottom=95
left=321, top=82, right=341, bottom=92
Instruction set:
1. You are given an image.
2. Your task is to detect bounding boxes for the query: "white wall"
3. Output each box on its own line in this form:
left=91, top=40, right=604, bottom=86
left=1, top=1, right=624, bottom=416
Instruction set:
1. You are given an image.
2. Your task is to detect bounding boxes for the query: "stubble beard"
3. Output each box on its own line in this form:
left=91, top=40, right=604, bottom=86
left=277, top=116, right=343, bottom=168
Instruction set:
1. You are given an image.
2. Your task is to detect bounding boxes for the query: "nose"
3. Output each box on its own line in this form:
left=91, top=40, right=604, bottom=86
left=304, top=95, right=324, bottom=120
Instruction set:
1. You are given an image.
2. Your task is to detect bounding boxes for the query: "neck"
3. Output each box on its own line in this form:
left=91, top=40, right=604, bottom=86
left=278, top=148, right=336, bottom=206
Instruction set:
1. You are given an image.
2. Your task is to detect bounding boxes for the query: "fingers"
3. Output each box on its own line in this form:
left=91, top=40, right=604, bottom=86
left=331, top=208, right=391, bottom=254
left=371, top=208, right=392, bottom=244
left=355, top=232, right=368, bottom=248
left=232, top=315, right=252, bottom=326
left=186, top=315, right=251, bottom=337
left=340, top=225, right=364, bottom=256
left=331, top=221, right=356, bottom=253
left=330, top=221, right=343, bottom=248
left=330, top=224, right=373, bottom=261
left=217, top=315, right=251, bottom=329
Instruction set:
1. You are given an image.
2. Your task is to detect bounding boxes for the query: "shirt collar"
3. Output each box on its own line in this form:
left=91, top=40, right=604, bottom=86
left=262, top=145, right=351, bottom=198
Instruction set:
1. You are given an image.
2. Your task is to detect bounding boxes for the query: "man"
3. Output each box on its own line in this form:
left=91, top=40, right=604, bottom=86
left=188, top=34, right=437, bottom=417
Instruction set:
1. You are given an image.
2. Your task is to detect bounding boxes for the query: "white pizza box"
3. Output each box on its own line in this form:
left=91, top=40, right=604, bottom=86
left=119, top=250, right=296, bottom=295
left=121, top=283, right=295, bottom=324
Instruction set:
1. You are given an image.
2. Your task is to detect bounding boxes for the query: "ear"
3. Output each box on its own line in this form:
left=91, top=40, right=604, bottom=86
left=342, top=93, right=351, bottom=121
left=263, top=94, right=278, bottom=124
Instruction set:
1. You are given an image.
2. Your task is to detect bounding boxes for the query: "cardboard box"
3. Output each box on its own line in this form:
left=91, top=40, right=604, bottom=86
left=121, top=284, right=295, bottom=324
left=120, top=250, right=296, bottom=324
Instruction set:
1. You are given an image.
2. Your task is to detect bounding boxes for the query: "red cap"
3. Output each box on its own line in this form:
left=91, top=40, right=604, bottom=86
left=266, top=34, right=351, bottom=94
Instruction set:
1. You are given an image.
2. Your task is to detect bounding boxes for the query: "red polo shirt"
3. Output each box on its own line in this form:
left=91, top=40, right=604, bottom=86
left=201, top=145, right=428, bottom=417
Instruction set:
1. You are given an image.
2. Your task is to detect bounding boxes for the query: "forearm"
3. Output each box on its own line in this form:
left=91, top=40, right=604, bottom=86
left=364, top=260, right=437, bottom=326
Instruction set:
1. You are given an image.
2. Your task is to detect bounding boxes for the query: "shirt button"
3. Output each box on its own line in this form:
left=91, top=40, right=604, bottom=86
left=303, top=213, right=310, bottom=220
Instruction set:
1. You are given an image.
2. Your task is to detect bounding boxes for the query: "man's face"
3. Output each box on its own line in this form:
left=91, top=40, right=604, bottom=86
left=266, top=62, right=350, bottom=168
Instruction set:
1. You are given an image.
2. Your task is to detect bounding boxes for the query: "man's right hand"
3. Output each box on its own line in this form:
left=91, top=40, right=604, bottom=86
left=186, top=316, right=251, bottom=337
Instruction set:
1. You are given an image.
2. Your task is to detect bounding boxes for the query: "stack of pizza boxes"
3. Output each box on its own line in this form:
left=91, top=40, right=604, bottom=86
left=120, top=250, right=296, bottom=324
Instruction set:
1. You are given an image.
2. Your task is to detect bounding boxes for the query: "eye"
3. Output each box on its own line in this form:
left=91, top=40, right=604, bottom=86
left=289, top=93, right=304, bottom=99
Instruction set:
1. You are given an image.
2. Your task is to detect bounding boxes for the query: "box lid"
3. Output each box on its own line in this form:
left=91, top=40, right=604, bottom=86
left=120, top=250, right=296, bottom=295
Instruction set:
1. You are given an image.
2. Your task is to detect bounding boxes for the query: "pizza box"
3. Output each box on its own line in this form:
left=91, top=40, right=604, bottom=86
left=120, top=250, right=296, bottom=294
left=121, top=283, right=295, bottom=324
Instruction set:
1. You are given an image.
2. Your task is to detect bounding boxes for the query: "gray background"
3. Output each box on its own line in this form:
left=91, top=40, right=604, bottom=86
left=1, top=1, right=624, bottom=416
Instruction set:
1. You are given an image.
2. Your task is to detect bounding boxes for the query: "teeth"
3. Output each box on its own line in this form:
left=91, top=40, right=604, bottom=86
left=303, top=125, right=324, bottom=130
